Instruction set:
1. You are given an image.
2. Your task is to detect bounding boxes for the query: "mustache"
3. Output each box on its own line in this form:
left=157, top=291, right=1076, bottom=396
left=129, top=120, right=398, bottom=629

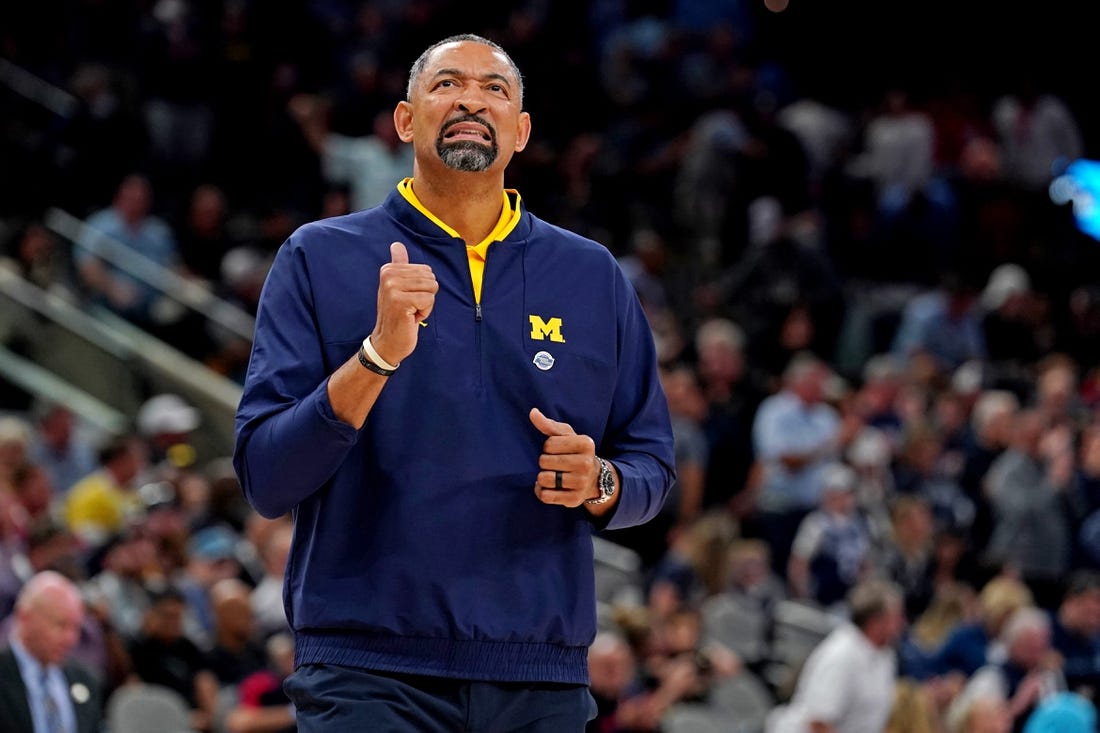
left=439, top=113, right=497, bottom=144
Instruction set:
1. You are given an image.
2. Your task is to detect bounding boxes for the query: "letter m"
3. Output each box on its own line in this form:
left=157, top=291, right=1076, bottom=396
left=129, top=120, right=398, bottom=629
left=529, top=315, right=565, bottom=343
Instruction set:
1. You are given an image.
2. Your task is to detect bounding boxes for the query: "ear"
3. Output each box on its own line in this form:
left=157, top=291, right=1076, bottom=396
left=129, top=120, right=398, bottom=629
left=513, top=111, right=532, bottom=153
left=394, top=101, right=415, bottom=144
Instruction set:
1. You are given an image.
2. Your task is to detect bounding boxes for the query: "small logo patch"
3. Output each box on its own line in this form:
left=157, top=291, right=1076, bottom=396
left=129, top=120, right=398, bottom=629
left=71, top=683, right=90, bottom=704
left=532, top=351, right=555, bottom=371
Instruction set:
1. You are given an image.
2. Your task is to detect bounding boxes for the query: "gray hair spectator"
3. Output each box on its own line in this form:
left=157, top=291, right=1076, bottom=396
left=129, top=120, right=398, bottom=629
left=767, top=579, right=905, bottom=733
left=0, top=570, right=102, bottom=733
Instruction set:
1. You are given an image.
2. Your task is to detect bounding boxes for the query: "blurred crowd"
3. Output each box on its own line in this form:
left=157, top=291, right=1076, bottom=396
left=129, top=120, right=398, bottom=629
left=2, top=1, right=1100, bottom=732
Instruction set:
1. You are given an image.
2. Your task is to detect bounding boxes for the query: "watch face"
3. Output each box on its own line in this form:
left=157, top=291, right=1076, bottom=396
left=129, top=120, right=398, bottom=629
left=598, top=460, right=614, bottom=497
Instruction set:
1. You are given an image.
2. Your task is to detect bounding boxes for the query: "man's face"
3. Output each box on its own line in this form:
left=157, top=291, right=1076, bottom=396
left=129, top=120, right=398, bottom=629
left=396, top=41, right=530, bottom=175
left=18, top=589, right=84, bottom=666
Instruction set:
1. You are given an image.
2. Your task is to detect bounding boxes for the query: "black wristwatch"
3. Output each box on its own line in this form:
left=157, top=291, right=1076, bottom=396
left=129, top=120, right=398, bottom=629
left=585, top=457, right=616, bottom=505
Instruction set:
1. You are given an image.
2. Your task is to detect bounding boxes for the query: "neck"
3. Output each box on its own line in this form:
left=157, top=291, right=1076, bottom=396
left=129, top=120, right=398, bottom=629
left=411, top=169, right=504, bottom=244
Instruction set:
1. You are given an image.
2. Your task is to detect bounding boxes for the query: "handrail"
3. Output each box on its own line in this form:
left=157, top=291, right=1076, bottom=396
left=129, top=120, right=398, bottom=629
left=44, top=207, right=257, bottom=342
left=0, top=266, right=242, bottom=414
left=0, top=57, right=79, bottom=118
left=0, top=345, right=130, bottom=436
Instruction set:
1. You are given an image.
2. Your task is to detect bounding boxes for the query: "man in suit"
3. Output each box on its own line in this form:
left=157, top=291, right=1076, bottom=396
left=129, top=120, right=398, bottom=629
left=0, top=570, right=102, bottom=733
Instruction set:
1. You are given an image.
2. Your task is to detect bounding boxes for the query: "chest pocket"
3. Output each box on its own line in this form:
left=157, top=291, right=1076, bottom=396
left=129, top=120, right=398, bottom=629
left=519, top=310, right=616, bottom=437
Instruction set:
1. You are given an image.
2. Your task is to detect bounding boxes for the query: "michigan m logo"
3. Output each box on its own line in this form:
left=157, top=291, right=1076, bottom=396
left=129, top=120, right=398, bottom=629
left=529, top=315, right=565, bottom=343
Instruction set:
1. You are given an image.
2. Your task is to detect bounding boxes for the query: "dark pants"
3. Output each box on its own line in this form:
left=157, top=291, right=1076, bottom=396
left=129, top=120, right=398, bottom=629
left=284, top=664, right=596, bottom=732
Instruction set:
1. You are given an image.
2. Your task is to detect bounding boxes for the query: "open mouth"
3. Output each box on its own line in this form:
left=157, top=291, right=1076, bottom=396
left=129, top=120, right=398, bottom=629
left=443, top=127, right=492, bottom=143
left=441, top=117, right=495, bottom=144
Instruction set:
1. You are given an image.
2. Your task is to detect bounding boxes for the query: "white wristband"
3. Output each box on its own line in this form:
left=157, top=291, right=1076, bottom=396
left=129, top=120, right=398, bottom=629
left=362, top=335, right=399, bottom=371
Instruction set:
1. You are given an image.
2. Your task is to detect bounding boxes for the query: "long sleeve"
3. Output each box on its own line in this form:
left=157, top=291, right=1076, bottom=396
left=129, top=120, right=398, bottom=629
left=233, top=237, right=360, bottom=518
left=600, top=266, right=676, bottom=530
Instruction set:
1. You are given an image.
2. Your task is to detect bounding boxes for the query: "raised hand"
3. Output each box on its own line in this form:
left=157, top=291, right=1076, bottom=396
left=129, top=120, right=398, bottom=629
left=371, top=242, right=438, bottom=365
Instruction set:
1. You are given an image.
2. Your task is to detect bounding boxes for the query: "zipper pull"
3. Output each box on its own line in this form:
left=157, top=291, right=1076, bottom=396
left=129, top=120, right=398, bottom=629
left=475, top=303, right=483, bottom=322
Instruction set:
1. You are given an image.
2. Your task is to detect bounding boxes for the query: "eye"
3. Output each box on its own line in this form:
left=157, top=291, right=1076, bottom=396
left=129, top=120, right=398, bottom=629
left=435, top=79, right=456, bottom=89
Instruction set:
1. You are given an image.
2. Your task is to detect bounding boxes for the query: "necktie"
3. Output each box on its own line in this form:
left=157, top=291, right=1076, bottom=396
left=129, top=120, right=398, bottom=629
left=40, top=670, right=63, bottom=733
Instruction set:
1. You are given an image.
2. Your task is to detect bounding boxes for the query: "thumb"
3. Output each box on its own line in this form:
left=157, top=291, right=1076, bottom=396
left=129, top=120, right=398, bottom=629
left=529, top=407, right=576, bottom=437
left=390, top=241, right=409, bottom=264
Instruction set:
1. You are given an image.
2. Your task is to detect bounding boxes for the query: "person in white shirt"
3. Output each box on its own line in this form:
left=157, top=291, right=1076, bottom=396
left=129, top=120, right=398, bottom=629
left=767, top=579, right=906, bottom=733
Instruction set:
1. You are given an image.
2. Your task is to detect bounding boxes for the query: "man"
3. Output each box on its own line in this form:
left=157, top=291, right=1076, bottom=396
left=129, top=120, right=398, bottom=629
left=749, top=352, right=851, bottom=575
left=233, top=34, right=675, bottom=731
left=0, top=571, right=102, bottom=733
left=74, top=173, right=182, bottom=328
left=953, top=606, right=1064, bottom=732
left=767, top=579, right=906, bottom=733
left=984, top=409, right=1072, bottom=607
left=289, top=99, right=416, bottom=212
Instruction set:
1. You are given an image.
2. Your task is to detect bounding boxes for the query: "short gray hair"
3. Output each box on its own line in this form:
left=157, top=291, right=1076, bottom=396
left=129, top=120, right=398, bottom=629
left=848, top=579, right=903, bottom=629
left=406, top=34, right=524, bottom=107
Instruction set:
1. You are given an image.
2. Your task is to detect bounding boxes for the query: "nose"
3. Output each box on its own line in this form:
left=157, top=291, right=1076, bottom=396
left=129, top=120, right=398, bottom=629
left=455, top=86, right=488, bottom=114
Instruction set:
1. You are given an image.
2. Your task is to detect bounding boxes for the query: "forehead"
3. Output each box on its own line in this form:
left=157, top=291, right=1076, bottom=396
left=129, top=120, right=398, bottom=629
left=420, top=42, right=517, bottom=85
left=29, top=590, right=83, bottom=621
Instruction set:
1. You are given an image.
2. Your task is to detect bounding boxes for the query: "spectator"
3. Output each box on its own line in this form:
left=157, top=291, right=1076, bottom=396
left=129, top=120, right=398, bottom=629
left=892, top=272, right=987, bottom=375
left=893, top=422, right=975, bottom=534
left=899, top=581, right=975, bottom=681
left=204, top=578, right=266, bottom=686
left=177, top=183, right=233, bottom=283
left=0, top=519, right=84, bottom=619
left=29, top=403, right=98, bottom=496
left=9, top=462, right=55, bottom=526
left=224, top=631, right=297, bottom=733
left=135, top=392, right=202, bottom=476
left=958, top=389, right=1019, bottom=550
left=749, top=352, right=852, bottom=575
left=788, top=462, right=873, bottom=607
left=767, top=579, right=907, bottom=733
left=953, top=606, right=1064, bottom=732
left=183, top=525, right=245, bottom=642
left=991, top=74, right=1084, bottom=193
left=605, top=365, right=707, bottom=566
left=979, top=263, right=1050, bottom=373
left=0, top=222, right=73, bottom=294
left=881, top=494, right=937, bottom=619
left=288, top=98, right=414, bottom=212
left=63, top=435, right=148, bottom=547
left=74, top=173, right=183, bottom=329
left=931, top=576, right=1034, bottom=678
left=726, top=538, right=786, bottom=620
left=983, top=409, right=1073, bottom=607
left=127, top=585, right=218, bottom=732
left=250, top=520, right=292, bottom=640
left=1032, top=354, right=1087, bottom=432
left=694, top=317, right=763, bottom=512
left=586, top=630, right=642, bottom=733
left=0, top=571, right=102, bottom=733
left=0, top=417, right=34, bottom=488
left=82, top=529, right=159, bottom=641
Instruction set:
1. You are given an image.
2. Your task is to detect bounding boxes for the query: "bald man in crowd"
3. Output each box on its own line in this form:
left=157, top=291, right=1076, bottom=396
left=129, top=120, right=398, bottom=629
left=0, top=570, right=102, bottom=733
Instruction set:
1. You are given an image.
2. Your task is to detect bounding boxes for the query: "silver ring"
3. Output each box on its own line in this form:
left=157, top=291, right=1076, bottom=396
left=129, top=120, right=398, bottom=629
left=554, top=470, right=563, bottom=491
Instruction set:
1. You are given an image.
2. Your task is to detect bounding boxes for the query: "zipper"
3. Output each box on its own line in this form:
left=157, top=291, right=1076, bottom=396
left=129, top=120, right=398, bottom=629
left=473, top=246, right=487, bottom=390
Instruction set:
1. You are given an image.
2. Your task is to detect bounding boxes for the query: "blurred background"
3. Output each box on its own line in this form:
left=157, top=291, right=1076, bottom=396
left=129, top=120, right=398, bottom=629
left=2, top=1, right=1099, bottom=732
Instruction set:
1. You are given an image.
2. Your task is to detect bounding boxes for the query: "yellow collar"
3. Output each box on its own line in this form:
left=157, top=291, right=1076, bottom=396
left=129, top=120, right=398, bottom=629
left=397, top=178, right=522, bottom=258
